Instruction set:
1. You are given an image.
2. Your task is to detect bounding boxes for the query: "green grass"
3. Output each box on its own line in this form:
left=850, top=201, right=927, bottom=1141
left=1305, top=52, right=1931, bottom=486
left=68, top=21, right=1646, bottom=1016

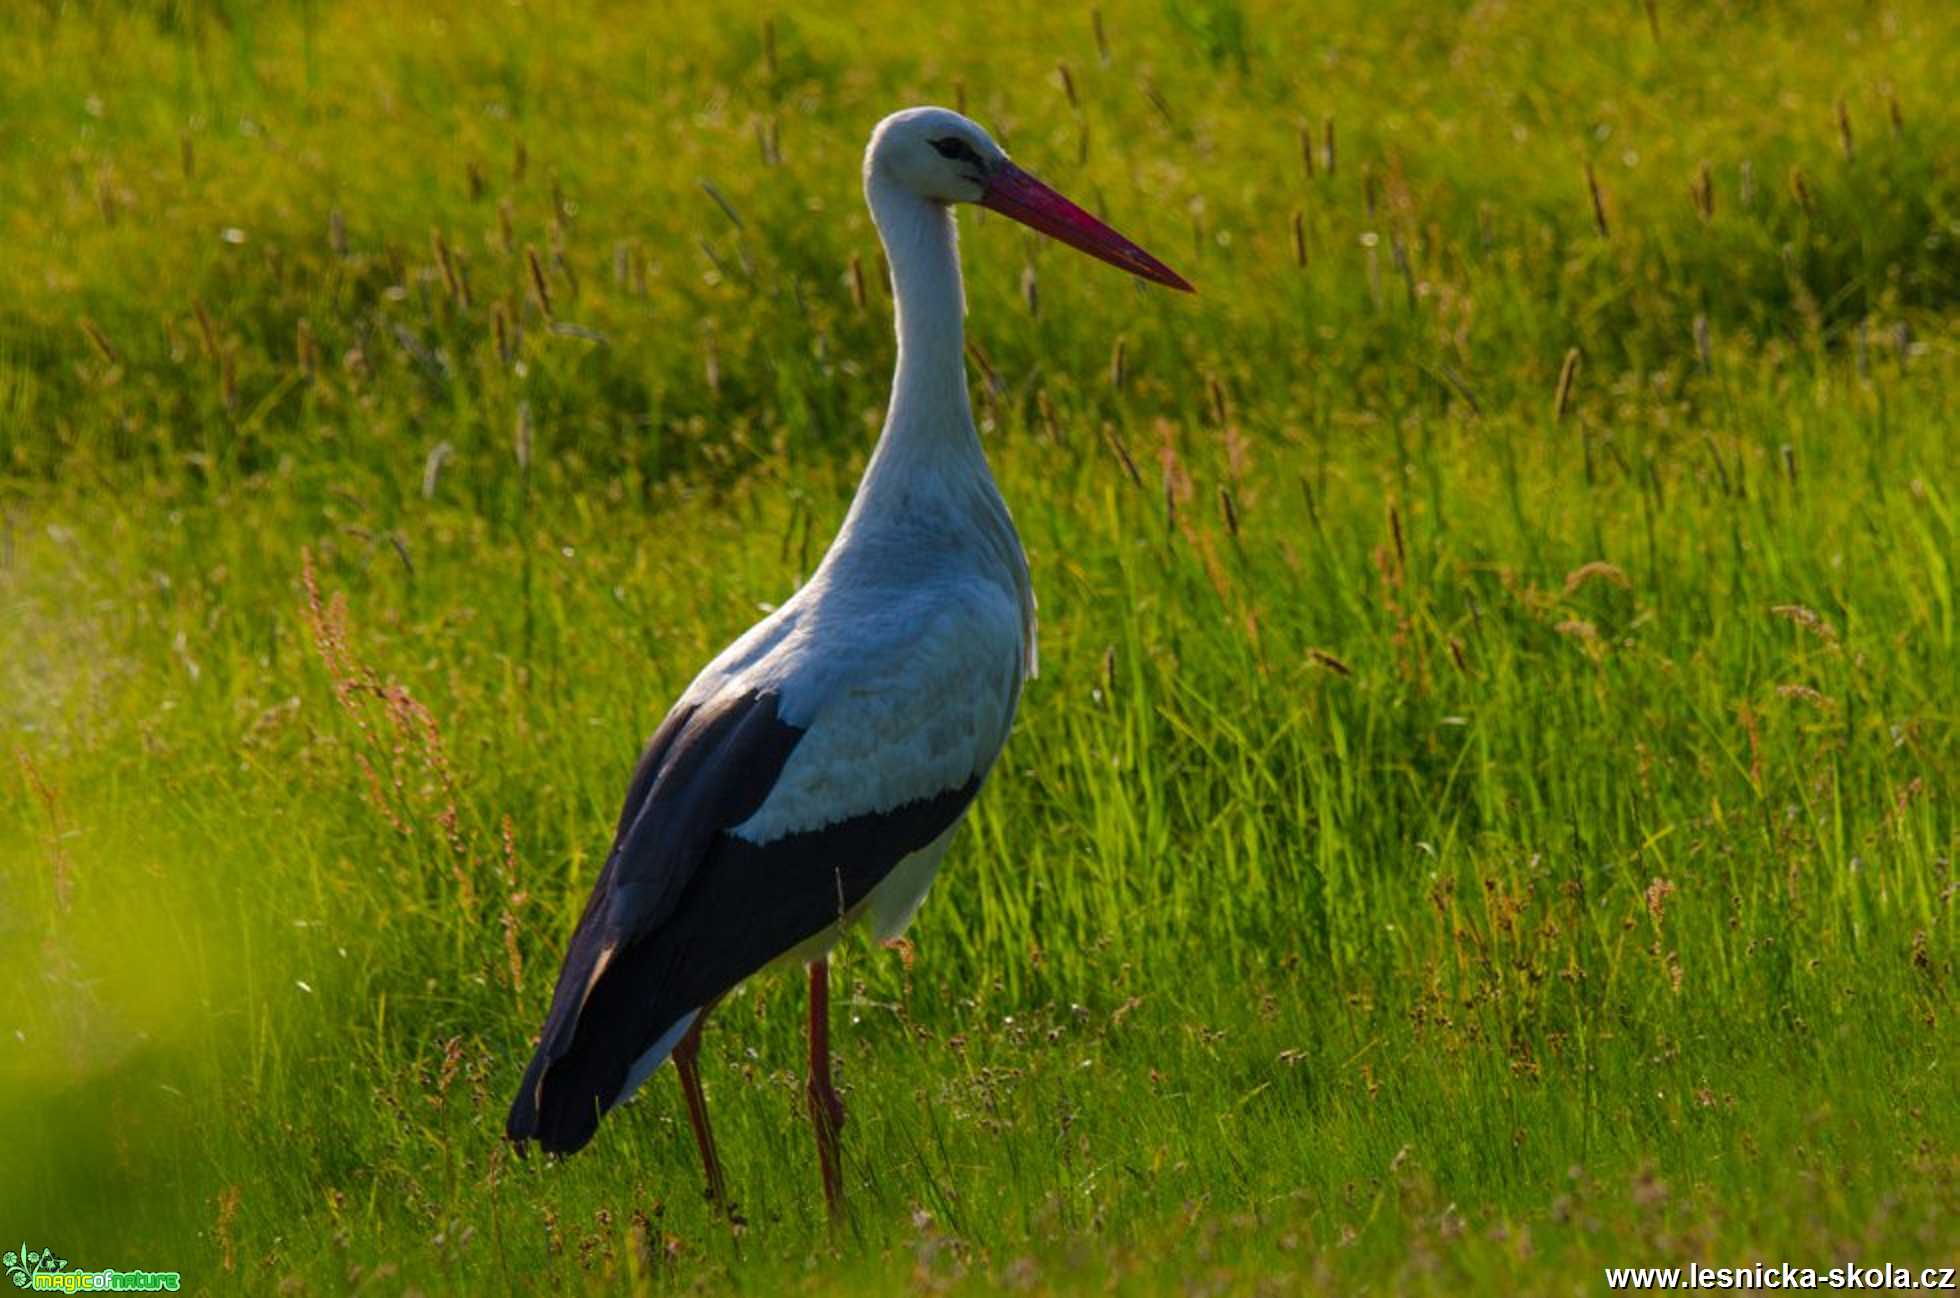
left=2, top=0, right=1956, bottom=1293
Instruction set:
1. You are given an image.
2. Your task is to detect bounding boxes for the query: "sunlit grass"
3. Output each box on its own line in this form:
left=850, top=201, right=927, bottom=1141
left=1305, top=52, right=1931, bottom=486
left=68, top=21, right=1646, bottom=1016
left=1, top=0, right=1955, bottom=1293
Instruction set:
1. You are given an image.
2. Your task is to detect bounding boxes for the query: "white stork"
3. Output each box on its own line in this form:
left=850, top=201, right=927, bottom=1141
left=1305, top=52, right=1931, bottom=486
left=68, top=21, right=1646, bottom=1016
left=506, top=106, right=1191, bottom=1217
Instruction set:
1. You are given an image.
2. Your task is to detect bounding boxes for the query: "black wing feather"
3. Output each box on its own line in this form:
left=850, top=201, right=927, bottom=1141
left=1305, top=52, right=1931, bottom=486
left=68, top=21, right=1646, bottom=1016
left=507, top=687, right=979, bottom=1154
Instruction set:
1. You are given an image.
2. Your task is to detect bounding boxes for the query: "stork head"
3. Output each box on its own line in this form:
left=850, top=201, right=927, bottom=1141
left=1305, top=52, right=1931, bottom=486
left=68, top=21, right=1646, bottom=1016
left=866, top=106, right=1193, bottom=292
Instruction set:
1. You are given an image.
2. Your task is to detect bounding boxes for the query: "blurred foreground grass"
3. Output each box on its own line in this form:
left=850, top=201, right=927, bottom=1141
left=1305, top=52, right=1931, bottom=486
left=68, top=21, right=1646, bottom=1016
left=0, top=0, right=1955, bottom=1293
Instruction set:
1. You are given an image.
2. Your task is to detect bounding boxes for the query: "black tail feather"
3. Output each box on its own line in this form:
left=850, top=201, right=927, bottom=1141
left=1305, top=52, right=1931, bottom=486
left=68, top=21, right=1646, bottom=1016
left=506, top=936, right=700, bottom=1155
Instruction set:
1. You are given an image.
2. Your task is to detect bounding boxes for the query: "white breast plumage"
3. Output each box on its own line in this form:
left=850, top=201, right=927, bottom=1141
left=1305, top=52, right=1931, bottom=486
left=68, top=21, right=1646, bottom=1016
left=711, top=572, right=1026, bottom=846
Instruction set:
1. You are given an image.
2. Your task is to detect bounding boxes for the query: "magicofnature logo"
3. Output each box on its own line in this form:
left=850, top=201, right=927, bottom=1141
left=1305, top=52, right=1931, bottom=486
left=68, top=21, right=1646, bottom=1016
left=4, top=1243, right=179, bottom=1292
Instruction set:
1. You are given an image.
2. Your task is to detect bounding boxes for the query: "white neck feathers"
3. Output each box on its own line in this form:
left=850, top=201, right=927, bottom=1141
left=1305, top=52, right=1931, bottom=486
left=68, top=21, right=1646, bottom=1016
left=863, top=172, right=978, bottom=457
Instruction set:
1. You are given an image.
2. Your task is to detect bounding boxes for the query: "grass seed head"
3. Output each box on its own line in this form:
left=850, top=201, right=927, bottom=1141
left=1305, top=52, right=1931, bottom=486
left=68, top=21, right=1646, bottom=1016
left=1586, top=162, right=1610, bottom=237
left=1100, top=422, right=1141, bottom=489
left=525, top=245, right=553, bottom=318
left=1564, top=560, right=1629, bottom=595
left=501, top=909, right=525, bottom=993
left=1218, top=484, right=1240, bottom=539
left=79, top=316, right=119, bottom=366
left=492, top=300, right=514, bottom=366
left=192, top=301, right=219, bottom=362
left=1770, top=603, right=1837, bottom=643
left=215, top=1186, right=241, bottom=1273
left=1691, top=160, right=1715, bottom=220
left=1308, top=647, right=1352, bottom=676
left=1554, top=348, right=1581, bottom=421
left=497, top=199, right=515, bottom=254
left=432, top=229, right=466, bottom=306
left=15, top=750, right=74, bottom=912
left=1776, top=683, right=1833, bottom=710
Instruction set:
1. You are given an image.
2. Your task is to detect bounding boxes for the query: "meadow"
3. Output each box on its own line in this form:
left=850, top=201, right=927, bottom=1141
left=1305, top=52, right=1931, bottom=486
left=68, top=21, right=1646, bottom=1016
left=1, top=0, right=1955, bottom=1293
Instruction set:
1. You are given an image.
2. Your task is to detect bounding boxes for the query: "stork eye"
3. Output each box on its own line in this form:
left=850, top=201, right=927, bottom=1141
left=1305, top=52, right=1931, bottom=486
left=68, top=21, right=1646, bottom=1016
left=930, top=137, right=980, bottom=163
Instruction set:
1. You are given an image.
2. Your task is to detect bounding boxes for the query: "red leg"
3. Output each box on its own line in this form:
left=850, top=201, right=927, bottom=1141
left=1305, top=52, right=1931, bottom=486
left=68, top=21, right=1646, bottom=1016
left=672, top=1010, right=730, bottom=1212
left=806, top=958, right=847, bottom=1219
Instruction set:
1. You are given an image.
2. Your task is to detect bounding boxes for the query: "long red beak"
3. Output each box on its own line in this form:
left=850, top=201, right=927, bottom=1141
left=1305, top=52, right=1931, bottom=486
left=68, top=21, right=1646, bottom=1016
left=980, top=162, right=1194, bottom=293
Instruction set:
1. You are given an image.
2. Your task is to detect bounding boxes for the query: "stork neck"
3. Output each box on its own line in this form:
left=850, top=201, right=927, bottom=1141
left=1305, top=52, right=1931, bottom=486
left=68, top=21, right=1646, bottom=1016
left=825, top=166, right=1030, bottom=641
left=867, top=177, right=975, bottom=446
